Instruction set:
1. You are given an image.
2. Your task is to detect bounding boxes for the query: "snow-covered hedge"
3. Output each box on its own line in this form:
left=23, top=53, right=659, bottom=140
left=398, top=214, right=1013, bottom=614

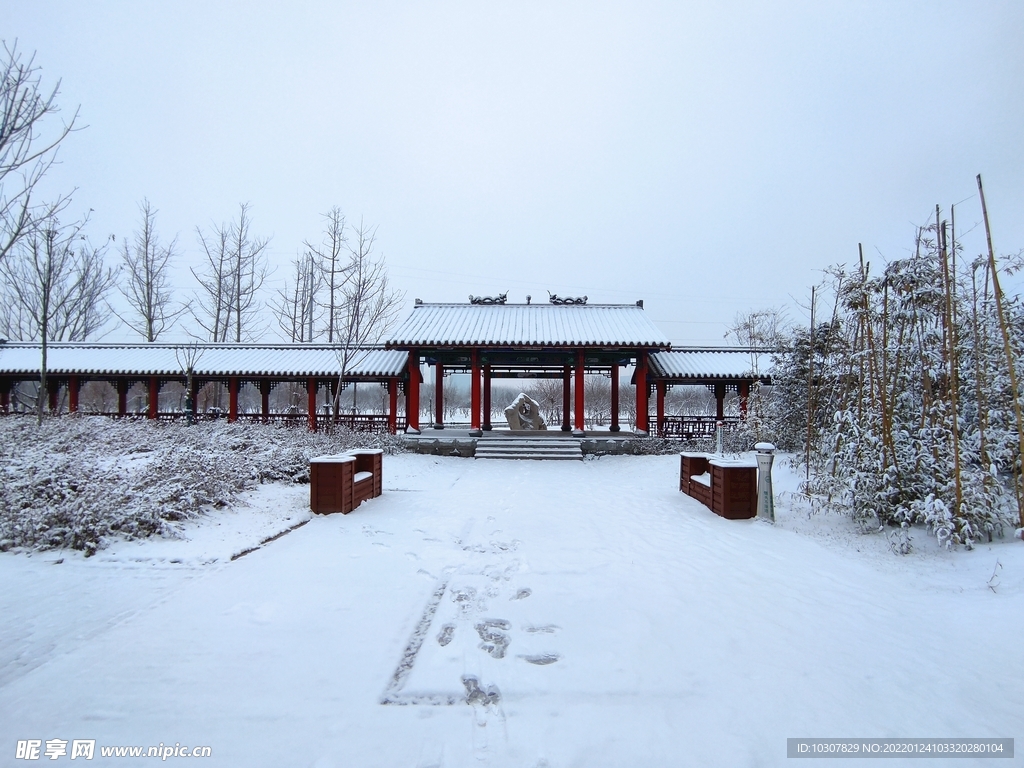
left=0, top=416, right=405, bottom=555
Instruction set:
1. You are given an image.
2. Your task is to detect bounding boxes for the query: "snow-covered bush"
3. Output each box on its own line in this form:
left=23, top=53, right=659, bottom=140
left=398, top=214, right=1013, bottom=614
left=0, top=416, right=405, bottom=554
left=760, top=221, right=1023, bottom=550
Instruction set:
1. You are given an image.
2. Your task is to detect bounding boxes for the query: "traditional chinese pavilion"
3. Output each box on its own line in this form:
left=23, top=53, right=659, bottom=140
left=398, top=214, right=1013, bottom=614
left=0, top=296, right=770, bottom=436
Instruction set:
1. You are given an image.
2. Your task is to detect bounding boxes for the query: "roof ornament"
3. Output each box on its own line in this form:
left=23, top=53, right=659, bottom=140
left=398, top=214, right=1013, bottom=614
left=547, top=291, right=587, bottom=305
left=469, top=292, right=508, bottom=305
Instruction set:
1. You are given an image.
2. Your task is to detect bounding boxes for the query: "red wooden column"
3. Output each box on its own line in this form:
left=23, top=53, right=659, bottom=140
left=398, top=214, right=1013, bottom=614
left=561, top=366, right=571, bottom=432
left=635, top=352, right=649, bottom=435
left=47, top=380, right=60, bottom=414
left=610, top=364, right=620, bottom=432
left=0, top=379, right=10, bottom=413
left=228, top=376, right=239, bottom=422
left=714, top=382, right=726, bottom=421
left=117, top=379, right=129, bottom=417
left=573, top=350, right=586, bottom=435
left=148, top=376, right=159, bottom=419
left=68, top=375, right=80, bottom=414
left=470, top=350, right=482, bottom=436
left=482, top=364, right=492, bottom=431
left=739, top=381, right=750, bottom=420
left=307, top=377, right=318, bottom=432
left=656, top=380, right=667, bottom=438
left=387, top=378, right=398, bottom=434
left=260, top=380, right=270, bottom=423
left=406, top=350, right=420, bottom=433
left=433, top=362, right=444, bottom=429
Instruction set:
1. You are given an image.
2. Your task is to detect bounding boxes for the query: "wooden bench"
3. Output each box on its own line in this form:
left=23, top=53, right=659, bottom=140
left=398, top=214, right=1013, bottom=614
left=349, top=449, right=383, bottom=509
left=680, top=452, right=757, bottom=520
left=309, top=449, right=383, bottom=514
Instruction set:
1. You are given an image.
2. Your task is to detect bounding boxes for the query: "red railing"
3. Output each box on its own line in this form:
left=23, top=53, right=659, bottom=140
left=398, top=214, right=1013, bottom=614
left=148, top=411, right=405, bottom=433
left=657, top=416, right=740, bottom=439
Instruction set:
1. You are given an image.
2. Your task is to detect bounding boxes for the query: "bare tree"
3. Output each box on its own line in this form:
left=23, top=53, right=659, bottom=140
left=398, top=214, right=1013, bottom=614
left=0, top=41, right=80, bottom=262
left=175, top=341, right=205, bottom=425
left=0, top=208, right=115, bottom=422
left=191, top=223, right=230, bottom=341
left=304, top=206, right=348, bottom=342
left=190, top=203, right=270, bottom=341
left=333, top=219, right=404, bottom=410
left=271, top=250, right=321, bottom=342
left=117, top=199, right=186, bottom=341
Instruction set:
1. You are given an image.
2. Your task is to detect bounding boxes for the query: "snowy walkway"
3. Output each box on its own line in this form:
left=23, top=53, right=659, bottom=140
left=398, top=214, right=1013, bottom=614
left=1, top=455, right=1021, bottom=767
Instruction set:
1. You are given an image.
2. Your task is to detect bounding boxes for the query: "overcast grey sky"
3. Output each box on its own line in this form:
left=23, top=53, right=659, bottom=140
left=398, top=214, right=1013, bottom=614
left=7, top=1, right=1024, bottom=345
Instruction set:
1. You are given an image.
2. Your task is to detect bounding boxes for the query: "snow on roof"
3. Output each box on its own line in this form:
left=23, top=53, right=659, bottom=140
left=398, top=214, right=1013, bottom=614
left=648, top=349, right=772, bottom=381
left=0, top=343, right=409, bottom=378
left=387, top=302, right=671, bottom=349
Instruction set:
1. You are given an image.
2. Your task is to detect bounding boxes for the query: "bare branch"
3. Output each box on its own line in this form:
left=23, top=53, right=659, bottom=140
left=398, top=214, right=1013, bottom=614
left=189, top=203, right=270, bottom=342
left=116, top=199, right=187, bottom=341
left=0, top=41, right=82, bottom=262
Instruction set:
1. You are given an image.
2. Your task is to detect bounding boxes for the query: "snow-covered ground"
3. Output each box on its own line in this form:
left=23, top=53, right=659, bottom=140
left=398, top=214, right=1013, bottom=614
left=1, top=454, right=1021, bottom=767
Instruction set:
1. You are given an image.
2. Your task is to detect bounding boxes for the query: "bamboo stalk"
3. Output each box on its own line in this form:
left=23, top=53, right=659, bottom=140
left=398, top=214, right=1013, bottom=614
left=939, top=219, right=963, bottom=514
left=977, top=174, right=1024, bottom=532
left=806, top=285, right=815, bottom=487
left=970, top=265, right=989, bottom=469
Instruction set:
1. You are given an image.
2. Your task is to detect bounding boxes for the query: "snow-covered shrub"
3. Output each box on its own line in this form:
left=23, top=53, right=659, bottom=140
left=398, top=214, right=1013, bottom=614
left=0, top=416, right=405, bottom=554
left=766, top=224, right=1023, bottom=550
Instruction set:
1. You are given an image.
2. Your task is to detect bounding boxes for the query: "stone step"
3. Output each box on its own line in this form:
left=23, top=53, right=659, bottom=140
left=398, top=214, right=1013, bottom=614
left=477, top=441, right=580, bottom=449
left=475, top=448, right=582, bottom=456
left=475, top=452, right=583, bottom=461
left=475, top=438, right=583, bottom=461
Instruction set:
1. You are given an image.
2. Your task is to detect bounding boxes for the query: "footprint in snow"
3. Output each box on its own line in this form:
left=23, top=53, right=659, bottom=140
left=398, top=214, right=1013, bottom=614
left=523, top=624, right=559, bottom=634
left=520, top=653, right=560, bottom=665
left=436, top=623, right=455, bottom=647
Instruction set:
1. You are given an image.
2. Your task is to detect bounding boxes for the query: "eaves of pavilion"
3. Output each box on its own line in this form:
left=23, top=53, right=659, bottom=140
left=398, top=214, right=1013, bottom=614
left=646, top=348, right=772, bottom=437
left=0, top=342, right=409, bottom=432
left=385, top=300, right=672, bottom=435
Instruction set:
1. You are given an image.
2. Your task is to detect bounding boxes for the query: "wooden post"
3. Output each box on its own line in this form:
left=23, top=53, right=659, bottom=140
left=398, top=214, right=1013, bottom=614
left=483, top=365, right=492, bottom=431
left=228, top=376, right=239, bottom=422
left=0, top=378, right=10, bottom=413
left=406, top=351, right=420, bottom=433
left=610, top=363, right=620, bottom=432
left=470, top=351, right=482, bottom=434
left=656, top=380, right=666, bottom=438
left=562, top=365, right=571, bottom=432
left=117, top=379, right=128, bottom=417
left=739, top=381, right=749, bottom=420
left=307, top=377, right=318, bottom=432
left=714, top=382, right=726, bottom=421
left=148, top=376, right=159, bottom=419
left=635, top=352, right=649, bottom=435
left=68, top=375, right=80, bottom=414
left=434, top=362, right=444, bottom=429
left=388, top=378, right=398, bottom=434
left=260, top=380, right=270, bottom=423
left=574, top=350, right=585, bottom=435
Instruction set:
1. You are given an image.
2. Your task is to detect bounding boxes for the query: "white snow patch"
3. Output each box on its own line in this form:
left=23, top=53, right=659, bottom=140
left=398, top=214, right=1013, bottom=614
left=0, top=454, right=1021, bottom=767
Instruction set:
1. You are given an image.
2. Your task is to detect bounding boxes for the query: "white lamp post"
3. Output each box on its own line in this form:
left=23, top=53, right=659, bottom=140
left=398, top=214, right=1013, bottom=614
left=755, top=442, right=776, bottom=522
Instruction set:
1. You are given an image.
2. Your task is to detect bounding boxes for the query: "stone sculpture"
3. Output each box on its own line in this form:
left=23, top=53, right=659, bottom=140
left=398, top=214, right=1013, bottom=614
left=547, top=291, right=587, bottom=305
left=469, top=292, right=508, bottom=305
left=504, top=392, right=547, bottom=431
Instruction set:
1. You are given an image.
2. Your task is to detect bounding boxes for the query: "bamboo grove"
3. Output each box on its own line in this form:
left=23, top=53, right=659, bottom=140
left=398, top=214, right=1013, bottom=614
left=746, top=178, right=1024, bottom=550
